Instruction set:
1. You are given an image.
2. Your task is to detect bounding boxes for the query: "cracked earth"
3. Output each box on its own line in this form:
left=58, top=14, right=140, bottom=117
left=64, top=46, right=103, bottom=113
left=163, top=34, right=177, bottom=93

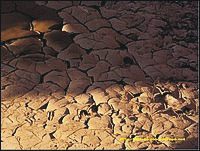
left=1, top=1, right=199, bottom=150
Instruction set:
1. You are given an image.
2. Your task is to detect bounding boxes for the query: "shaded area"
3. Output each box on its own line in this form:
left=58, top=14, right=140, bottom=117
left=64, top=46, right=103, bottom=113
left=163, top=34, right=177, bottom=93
left=1, top=1, right=62, bottom=41
left=174, top=137, right=198, bottom=149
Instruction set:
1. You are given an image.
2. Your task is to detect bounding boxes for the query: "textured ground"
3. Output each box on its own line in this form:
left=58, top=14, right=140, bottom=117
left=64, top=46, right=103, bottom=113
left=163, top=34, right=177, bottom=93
left=1, top=1, right=199, bottom=150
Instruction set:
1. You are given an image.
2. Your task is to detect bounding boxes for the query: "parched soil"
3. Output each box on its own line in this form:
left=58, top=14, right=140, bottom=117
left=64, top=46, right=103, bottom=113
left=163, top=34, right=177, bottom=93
left=1, top=1, right=199, bottom=150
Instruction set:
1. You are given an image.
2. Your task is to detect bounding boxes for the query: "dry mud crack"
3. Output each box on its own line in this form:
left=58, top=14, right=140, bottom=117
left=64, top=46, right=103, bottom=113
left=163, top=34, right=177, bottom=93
left=1, top=1, right=199, bottom=150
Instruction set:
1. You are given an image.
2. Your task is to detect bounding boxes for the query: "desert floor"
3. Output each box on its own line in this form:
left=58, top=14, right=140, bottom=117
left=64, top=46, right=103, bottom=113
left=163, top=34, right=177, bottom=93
left=1, top=1, right=199, bottom=150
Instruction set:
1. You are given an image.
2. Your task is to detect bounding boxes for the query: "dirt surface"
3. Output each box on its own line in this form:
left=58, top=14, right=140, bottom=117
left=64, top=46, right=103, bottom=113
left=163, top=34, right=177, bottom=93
left=1, top=1, right=199, bottom=150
